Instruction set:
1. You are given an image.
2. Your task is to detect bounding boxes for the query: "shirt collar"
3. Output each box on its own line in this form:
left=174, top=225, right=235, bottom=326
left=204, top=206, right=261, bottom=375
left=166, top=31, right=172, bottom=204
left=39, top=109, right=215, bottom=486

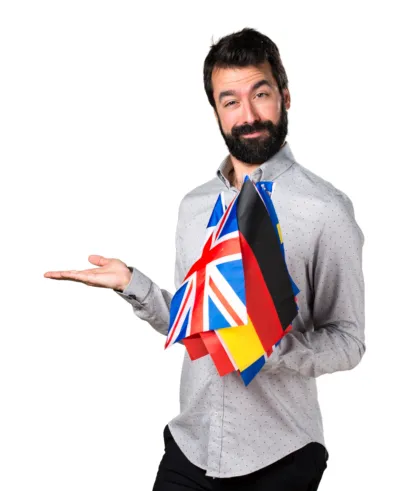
left=216, top=141, right=295, bottom=189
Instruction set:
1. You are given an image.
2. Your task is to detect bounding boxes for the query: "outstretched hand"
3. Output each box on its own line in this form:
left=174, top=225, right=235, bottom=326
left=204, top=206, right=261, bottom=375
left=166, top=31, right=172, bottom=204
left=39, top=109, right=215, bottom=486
left=44, top=255, right=133, bottom=292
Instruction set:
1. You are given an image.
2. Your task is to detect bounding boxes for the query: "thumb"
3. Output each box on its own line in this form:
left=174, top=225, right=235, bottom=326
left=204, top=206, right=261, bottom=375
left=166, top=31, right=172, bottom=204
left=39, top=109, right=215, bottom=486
left=88, top=255, right=110, bottom=267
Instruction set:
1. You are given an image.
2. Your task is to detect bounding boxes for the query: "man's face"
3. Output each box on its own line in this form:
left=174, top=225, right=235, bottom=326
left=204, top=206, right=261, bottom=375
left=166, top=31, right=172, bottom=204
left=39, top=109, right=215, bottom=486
left=212, top=62, right=290, bottom=165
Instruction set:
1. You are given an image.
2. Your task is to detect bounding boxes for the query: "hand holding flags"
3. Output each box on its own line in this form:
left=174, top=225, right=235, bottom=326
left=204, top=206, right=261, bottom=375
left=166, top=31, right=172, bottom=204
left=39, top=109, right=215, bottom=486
left=165, top=177, right=300, bottom=385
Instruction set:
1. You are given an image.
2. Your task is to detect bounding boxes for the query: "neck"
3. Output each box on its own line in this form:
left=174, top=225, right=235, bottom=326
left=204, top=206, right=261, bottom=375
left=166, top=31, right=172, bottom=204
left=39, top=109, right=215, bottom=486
left=228, top=158, right=259, bottom=190
left=228, top=141, right=286, bottom=190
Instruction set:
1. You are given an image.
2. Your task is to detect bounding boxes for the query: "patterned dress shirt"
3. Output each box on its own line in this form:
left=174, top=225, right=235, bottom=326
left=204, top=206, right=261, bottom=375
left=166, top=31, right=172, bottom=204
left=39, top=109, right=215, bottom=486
left=115, top=141, right=365, bottom=478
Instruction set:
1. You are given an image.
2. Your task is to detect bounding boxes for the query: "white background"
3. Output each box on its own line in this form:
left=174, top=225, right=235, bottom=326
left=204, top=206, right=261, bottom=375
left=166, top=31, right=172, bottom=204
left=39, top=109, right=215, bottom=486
left=1, top=1, right=399, bottom=489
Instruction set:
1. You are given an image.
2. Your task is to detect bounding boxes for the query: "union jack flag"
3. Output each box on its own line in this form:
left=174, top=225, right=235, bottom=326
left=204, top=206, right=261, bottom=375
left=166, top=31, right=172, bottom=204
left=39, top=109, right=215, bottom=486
left=165, top=191, right=246, bottom=346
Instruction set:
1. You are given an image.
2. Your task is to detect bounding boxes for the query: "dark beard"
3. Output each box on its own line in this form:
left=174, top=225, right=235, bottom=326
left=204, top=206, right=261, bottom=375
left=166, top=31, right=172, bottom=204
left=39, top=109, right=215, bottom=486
left=217, top=102, right=288, bottom=165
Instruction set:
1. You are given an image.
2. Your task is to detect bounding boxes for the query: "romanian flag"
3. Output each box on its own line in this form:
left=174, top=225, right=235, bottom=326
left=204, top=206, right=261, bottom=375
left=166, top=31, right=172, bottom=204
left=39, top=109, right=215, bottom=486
left=165, top=177, right=299, bottom=385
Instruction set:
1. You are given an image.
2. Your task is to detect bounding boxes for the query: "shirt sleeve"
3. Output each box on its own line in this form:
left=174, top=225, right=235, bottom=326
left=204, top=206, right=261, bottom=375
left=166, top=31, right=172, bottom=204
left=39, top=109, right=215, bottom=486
left=273, top=192, right=366, bottom=378
left=113, top=265, right=173, bottom=337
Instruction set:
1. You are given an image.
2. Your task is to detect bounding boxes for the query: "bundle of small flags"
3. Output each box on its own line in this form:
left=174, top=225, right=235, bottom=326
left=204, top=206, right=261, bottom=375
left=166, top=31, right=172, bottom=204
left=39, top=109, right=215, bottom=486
left=165, top=176, right=300, bottom=386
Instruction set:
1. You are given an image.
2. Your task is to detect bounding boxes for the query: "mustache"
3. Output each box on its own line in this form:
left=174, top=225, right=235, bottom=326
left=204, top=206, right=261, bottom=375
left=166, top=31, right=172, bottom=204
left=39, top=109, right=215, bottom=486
left=231, top=120, right=274, bottom=137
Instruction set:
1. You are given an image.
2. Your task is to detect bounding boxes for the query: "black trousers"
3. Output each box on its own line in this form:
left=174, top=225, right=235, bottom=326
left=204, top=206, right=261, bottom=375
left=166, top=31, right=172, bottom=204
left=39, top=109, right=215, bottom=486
left=152, top=425, right=328, bottom=491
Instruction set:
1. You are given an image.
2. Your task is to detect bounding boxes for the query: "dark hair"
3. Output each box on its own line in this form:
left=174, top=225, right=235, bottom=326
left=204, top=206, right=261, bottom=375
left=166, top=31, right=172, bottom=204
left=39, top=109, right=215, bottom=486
left=203, top=27, right=288, bottom=109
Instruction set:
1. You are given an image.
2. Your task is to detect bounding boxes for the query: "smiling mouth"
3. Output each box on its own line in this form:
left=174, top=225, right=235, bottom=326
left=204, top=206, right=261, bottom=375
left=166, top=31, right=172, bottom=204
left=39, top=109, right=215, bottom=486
left=241, top=130, right=267, bottom=138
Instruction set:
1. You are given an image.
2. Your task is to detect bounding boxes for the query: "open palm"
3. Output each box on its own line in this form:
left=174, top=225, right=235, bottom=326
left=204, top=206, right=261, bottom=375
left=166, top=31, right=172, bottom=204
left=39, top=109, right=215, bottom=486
left=43, top=254, right=132, bottom=292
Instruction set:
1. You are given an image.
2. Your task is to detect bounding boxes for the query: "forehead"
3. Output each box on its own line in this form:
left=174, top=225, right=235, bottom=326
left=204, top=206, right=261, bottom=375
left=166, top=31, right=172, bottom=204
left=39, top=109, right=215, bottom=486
left=211, top=62, right=275, bottom=91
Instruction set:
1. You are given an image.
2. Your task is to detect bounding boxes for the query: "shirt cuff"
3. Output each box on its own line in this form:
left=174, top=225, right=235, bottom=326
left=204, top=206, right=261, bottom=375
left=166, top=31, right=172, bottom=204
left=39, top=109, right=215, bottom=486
left=114, top=266, right=152, bottom=304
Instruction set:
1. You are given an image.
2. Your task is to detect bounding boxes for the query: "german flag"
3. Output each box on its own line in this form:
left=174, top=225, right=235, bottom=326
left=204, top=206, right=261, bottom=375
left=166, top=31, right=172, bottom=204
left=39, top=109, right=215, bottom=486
left=237, top=177, right=298, bottom=356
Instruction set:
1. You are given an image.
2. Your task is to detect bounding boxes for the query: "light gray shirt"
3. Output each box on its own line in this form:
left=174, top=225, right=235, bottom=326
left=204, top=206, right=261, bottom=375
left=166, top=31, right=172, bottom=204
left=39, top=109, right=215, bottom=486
left=115, top=141, right=365, bottom=478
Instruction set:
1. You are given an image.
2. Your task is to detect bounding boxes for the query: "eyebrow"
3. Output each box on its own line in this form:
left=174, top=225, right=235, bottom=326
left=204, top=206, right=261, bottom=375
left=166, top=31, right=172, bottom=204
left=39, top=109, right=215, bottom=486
left=218, top=79, right=274, bottom=103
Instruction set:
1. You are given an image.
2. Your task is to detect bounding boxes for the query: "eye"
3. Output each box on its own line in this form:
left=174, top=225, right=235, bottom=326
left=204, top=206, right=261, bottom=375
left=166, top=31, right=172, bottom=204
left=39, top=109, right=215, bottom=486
left=256, top=92, right=269, bottom=98
left=224, top=101, right=236, bottom=108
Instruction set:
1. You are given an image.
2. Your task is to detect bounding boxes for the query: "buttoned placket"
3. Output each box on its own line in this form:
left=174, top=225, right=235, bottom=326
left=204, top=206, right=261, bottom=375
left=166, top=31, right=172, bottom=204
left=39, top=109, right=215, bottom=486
left=207, top=158, right=283, bottom=477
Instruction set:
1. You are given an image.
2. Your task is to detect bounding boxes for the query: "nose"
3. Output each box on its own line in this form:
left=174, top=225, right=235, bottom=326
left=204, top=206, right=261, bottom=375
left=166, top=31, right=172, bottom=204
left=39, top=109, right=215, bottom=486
left=241, top=99, right=261, bottom=126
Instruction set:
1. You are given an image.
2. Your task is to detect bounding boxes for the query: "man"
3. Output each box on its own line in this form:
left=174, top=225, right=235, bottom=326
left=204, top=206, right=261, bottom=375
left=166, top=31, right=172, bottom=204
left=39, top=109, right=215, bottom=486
left=44, top=28, right=365, bottom=490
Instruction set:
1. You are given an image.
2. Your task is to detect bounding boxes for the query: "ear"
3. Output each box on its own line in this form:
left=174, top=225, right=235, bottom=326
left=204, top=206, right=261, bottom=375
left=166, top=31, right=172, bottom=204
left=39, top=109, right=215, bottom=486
left=282, top=88, right=291, bottom=110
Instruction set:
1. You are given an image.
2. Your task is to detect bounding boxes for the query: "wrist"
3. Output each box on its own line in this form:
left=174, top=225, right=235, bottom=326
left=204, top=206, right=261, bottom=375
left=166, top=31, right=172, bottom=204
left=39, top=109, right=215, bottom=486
left=117, top=268, right=133, bottom=292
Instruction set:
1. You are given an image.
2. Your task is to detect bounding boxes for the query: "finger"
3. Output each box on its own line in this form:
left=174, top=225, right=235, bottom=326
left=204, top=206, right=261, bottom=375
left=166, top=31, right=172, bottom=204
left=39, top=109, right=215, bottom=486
left=44, top=270, right=88, bottom=281
left=44, top=267, right=103, bottom=279
left=44, top=270, right=77, bottom=278
left=43, top=270, right=107, bottom=288
left=88, top=255, right=110, bottom=267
